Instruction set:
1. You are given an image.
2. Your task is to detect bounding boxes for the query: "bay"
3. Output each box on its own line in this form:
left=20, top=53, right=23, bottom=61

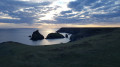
left=0, top=28, right=71, bottom=46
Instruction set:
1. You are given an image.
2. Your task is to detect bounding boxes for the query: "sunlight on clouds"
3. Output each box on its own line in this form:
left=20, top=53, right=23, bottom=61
left=12, top=0, right=76, bottom=22
left=17, top=0, right=54, bottom=3
left=0, top=12, right=20, bottom=20
left=18, top=0, right=76, bottom=3
left=39, top=11, right=56, bottom=21
left=38, top=0, right=74, bottom=21
left=0, top=16, right=20, bottom=20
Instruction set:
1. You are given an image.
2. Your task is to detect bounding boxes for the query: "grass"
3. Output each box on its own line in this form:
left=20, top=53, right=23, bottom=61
left=0, top=28, right=120, bottom=67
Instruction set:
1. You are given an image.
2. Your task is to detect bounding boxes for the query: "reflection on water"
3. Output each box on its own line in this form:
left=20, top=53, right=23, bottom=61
left=0, top=28, right=71, bottom=46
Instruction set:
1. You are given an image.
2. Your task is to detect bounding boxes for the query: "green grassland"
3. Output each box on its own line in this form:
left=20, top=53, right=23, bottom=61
left=0, top=28, right=120, bottom=67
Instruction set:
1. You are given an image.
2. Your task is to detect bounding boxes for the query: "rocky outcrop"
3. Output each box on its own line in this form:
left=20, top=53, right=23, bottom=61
left=57, top=27, right=118, bottom=42
left=65, top=34, right=68, bottom=38
left=30, top=30, right=44, bottom=41
left=46, top=33, right=64, bottom=39
left=28, top=35, right=31, bottom=37
left=57, top=28, right=81, bottom=34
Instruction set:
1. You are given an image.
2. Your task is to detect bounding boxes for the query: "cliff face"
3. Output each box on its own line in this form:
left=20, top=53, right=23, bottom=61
left=57, top=27, right=81, bottom=34
left=57, top=27, right=119, bottom=42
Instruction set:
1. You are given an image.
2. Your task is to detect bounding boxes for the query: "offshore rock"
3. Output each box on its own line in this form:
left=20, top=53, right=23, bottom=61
left=31, top=30, right=44, bottom=41
left=65, top=34, right=68, bottom=38
left=46, top=33, right=64, bottom=39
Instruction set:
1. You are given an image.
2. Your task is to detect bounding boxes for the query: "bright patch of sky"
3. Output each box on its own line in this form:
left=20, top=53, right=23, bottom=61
left=38, top=0, right=72, bottom=21
left=35, top=0, right=76, bottom=21
left=17, top=0, right=76, bottom=3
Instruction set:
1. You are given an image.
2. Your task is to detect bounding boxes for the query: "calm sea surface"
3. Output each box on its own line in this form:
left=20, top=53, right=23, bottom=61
left=0, top=28, right=71, bottom=46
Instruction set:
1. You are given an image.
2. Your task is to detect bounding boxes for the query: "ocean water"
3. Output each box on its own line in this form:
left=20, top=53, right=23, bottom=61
left=0, top=28, right=71, bottom=46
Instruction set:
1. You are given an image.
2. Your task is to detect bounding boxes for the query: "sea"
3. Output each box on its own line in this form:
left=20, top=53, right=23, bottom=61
left=0, top=28, right=71, bottom=46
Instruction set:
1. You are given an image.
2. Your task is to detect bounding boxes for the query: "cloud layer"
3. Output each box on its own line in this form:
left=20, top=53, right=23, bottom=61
left=0, top=0, right=120, bottom=26
left=59, top=0, right=120, bottom=24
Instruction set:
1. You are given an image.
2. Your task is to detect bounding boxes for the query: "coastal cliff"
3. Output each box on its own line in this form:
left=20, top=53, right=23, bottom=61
left=57, top=27, right=119, bottom=41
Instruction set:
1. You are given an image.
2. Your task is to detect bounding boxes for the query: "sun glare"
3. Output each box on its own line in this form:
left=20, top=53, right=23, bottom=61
left=39, top=11, right=55, bottom=21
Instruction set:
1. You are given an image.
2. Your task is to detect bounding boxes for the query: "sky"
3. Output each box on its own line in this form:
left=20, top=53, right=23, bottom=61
left=0, top=0, right=120, bottom=28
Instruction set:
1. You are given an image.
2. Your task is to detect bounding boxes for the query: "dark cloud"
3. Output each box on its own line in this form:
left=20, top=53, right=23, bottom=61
left=68, top=0, right=98, bottom=11
left=60, top=10, right=72, bottom=15
left=92, top=11, right=120, bottom=18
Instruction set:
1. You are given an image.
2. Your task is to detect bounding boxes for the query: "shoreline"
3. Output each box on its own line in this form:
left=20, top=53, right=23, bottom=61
left=0, top=27, right=120, bottom=45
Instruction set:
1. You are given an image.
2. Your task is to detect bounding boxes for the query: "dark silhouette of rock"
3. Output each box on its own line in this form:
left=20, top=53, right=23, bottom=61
left=57, top=27, right=118, bottom=42
left=46, top=33, right=64, bottom=39
left=65, top=34, right=68, bottom=38
left=30, top=30, right=44, bottom=41
left=28, top=35, right=31, bottom=37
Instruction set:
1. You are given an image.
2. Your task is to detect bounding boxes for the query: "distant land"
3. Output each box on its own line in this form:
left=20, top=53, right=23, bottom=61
left=0, top=27, right=120, bottom=67
left=57, top=27, right=120, bottom=42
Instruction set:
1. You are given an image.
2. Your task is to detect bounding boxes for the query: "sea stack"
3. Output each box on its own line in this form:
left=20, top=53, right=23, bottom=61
left=65, top=34, right=68, bottom=38
left=30, top=30, right=44, bottom=41
left=46, top=33, right=64, bottom=39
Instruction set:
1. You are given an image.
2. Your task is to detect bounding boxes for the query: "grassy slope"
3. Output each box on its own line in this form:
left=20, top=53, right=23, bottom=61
left=0, top=29, right=120, bottom=67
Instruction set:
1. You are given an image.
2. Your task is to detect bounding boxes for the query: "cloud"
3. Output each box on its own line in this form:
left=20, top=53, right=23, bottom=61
left=0, top=12, right=20, bottom=20
left=60, top=10, right=72, bottom=15
left=68, top=0, right=98, bottom=11
left=0, top=0, right=74, bottom=24
left=0, top=0, right=50, bottom=23
left=0, top=0, right=50, bottom=11
left=0, top=0, right=120, bottom=27
left=55, top=0, right=120, bottom=24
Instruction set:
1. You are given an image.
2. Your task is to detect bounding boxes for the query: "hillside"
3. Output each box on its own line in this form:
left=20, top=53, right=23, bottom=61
left=0, top=28, right=120, bottom=67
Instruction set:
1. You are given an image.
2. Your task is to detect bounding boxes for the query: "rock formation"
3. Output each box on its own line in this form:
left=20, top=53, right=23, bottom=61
left=65, top=34, right=68, bottom=38
left=30, top=30, right=44, bottom=41
left=46, top=33, right=64, bottom=39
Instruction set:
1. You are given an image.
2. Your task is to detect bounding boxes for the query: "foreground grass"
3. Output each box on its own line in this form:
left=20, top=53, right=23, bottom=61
left=0, top=29, right=120, bottom=67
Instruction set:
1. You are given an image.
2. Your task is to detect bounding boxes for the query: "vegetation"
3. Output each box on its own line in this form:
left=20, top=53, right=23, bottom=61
left=0, top=28, right=120, bottom=67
